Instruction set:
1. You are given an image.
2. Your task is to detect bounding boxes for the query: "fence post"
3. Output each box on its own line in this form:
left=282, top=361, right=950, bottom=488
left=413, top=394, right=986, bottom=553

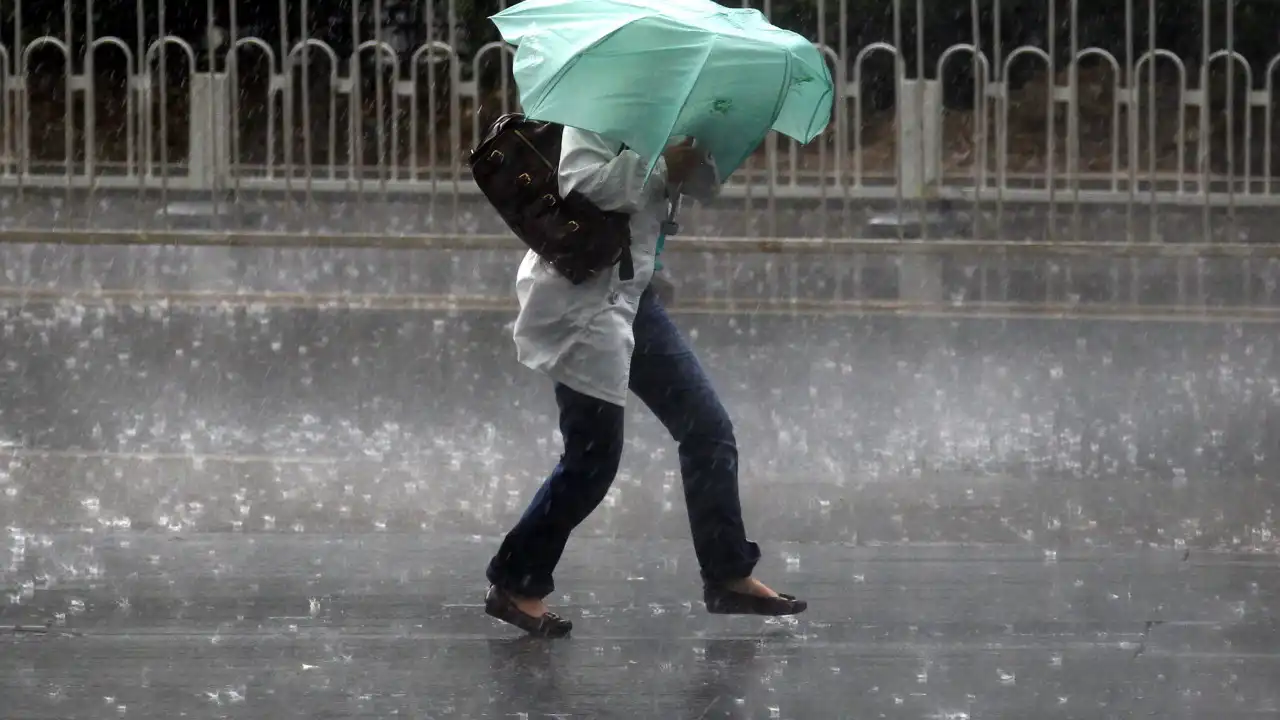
left=188, top=72, right=230, bottom=190
left=898, top=79, right=941, bottom=199
left=893, top=78, right=946, bottom=303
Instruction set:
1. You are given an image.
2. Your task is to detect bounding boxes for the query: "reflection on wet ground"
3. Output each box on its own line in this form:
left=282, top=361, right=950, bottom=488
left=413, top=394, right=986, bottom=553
left=3, top=534, right=1280, bottom=718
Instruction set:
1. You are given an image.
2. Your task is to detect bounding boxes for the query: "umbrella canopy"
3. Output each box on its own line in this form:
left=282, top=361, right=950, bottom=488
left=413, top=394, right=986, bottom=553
left=490, top=0, right=833, bottom=180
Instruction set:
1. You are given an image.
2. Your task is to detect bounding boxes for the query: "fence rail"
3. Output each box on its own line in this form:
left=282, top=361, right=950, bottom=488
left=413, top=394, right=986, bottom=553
left=3, top=0, right=1280, bottom=242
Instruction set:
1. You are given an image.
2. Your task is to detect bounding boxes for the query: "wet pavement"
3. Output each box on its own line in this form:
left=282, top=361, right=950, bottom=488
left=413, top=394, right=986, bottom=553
left=4, top=534, right=1280, bottom=718
left=3, top=299, right=1279, bottom=546
left=2, top=291, right=1280, bottom=717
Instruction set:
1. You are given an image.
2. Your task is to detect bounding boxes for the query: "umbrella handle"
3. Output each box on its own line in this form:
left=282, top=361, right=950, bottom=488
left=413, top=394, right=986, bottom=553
left=664, top=185, right=682, bottom=236
left=664, top=135, right=694, bottom=233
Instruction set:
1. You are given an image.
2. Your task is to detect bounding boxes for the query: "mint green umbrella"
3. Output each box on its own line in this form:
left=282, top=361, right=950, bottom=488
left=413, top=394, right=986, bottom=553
left=490, top=0, right=833, bottom=180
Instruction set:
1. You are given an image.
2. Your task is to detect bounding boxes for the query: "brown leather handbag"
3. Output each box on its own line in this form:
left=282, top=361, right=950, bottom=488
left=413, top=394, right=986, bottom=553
left=469, top=113, right=634, bottom=284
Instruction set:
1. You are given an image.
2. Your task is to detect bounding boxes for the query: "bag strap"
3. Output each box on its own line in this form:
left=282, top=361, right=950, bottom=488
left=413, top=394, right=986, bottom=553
left=615, top=141, right=635, bottom=282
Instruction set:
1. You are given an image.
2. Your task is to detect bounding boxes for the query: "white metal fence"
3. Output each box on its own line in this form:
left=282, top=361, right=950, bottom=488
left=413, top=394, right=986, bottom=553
left=3, top=0, right=1280, bottom=231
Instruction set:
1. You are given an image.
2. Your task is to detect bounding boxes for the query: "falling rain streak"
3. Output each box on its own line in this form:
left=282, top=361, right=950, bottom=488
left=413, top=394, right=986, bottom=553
left=1, top=0, right=1280, bottom=717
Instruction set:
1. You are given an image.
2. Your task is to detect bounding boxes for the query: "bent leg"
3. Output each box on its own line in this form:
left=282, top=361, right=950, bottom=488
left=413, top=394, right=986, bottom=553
left=628, top=288, right=761, bottom=584
left=485, top=383, right=624, bottom=599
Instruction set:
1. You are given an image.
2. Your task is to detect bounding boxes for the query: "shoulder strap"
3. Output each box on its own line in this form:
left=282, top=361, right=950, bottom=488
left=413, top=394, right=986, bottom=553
left=616, top=142, right=635, bottom=282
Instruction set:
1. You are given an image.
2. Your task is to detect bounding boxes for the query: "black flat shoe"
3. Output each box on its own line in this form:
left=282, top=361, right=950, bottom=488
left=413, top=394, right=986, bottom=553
left=703, top=585, right=808, bottom=616
left=484, top=585, right=573, bottom=638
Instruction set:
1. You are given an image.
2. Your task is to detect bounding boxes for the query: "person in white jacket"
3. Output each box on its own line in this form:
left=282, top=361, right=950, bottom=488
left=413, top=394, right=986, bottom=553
left=482, top=127, right=808, bottom=637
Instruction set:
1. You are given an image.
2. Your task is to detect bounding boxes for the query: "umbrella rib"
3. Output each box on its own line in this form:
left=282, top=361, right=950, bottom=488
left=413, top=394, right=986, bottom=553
left=801, top=85, right=835, bottom=142
left=517, top=17, right=641, bottom=116
left=785, top=48, right=835, bottom=142
left=645, top=32, right=720, bottom=179
left=732, top=46, right=792, bottom=174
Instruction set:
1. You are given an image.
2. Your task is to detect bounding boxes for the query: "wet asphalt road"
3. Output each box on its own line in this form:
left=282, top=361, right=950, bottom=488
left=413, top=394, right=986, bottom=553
left=4, top=534, right=1280, bottom=719
left=2, top=295, right=1280, bottom=718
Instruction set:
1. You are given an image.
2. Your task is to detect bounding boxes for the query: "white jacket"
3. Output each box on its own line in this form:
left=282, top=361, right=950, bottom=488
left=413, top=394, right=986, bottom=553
left=511, top=127, right=720, bottom=406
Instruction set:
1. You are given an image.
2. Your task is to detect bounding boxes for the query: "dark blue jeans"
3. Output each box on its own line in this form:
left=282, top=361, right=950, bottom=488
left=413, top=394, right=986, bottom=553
left=486, top=287, right=761, bottom=599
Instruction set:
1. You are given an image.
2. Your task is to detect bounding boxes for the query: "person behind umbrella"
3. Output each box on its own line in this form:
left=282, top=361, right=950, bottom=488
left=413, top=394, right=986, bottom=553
left=483, top=127, right=807, bottom=637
